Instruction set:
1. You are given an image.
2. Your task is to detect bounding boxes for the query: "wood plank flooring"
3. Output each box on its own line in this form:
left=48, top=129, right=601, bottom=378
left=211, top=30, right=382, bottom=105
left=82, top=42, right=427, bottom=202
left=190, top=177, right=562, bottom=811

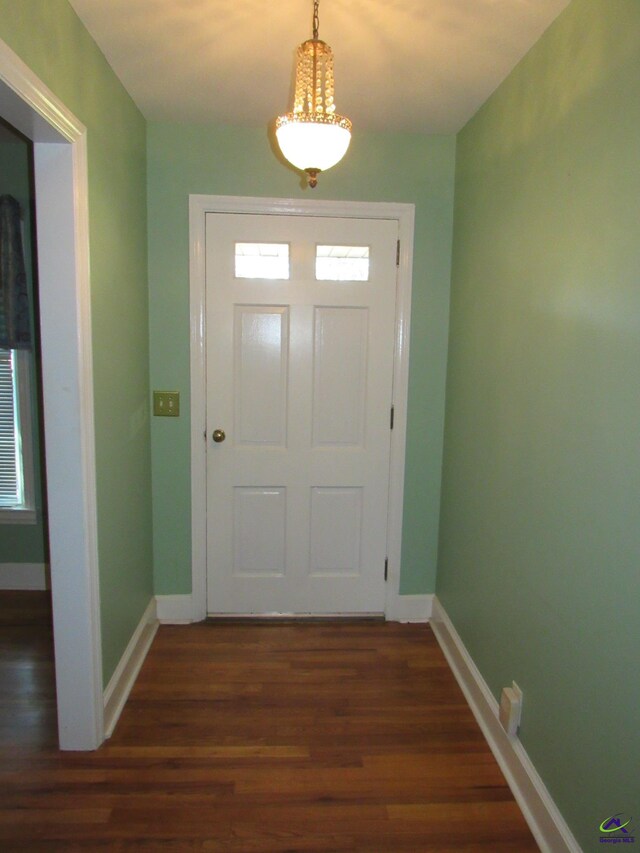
left=0, top=593, right=539, bottom=851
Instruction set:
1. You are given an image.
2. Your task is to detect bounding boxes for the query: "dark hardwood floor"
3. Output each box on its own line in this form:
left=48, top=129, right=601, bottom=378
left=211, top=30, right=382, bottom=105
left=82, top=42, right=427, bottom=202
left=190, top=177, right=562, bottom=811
left=0, top=593, right=538, bottom=851
left=0, top=590, right=57, bottom=753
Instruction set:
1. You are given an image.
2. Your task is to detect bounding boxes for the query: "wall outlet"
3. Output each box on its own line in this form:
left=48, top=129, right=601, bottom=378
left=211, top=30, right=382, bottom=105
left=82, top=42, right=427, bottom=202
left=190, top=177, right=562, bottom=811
left=153, top=391, right=180, bottom=417
left=499, top=681, right=523, bottom=737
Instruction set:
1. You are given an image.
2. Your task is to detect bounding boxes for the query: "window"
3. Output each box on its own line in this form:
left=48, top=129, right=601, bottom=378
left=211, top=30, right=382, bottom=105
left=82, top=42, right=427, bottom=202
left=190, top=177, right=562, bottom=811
left=235, top=243, right=290, bottom=280
left=0, top=348, right=35, bottom=523
left=315, top=245, right=370, bottom=281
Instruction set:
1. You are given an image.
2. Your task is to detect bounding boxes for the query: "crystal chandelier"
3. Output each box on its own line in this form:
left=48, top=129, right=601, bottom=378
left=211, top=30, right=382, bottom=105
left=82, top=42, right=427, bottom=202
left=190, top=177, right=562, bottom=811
left=275, top=0, right=352, bottom=188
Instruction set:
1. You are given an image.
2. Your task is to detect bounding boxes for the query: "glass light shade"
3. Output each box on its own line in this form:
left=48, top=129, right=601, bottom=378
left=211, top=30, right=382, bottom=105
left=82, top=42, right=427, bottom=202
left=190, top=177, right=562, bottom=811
left=275, top=118, right=351, bottom=173
left=274, top=34, right=352, bottom=187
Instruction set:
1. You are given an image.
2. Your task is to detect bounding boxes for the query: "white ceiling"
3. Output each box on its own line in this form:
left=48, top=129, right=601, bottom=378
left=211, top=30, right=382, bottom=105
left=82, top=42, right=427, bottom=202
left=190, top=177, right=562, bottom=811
left=68, top=0, right=571, bottom=134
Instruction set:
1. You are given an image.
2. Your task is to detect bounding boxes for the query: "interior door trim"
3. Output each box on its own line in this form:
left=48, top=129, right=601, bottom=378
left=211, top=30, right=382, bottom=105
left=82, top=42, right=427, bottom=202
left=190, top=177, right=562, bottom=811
left=189, top=195, right=415, bottom=621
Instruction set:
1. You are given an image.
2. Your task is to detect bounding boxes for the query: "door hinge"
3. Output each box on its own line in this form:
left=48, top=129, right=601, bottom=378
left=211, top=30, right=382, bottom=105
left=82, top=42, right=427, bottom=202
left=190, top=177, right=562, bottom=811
left=396, top=239, right=400, bottom=266
left=390, top=405, right=395, bottom=430
left=384, top=558, right=389, bottom=582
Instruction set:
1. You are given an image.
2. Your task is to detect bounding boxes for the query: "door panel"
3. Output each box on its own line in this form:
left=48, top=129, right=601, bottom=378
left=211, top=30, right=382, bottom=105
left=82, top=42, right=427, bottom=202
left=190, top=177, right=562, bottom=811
left=312, top=306, right=368, bottom=447
left=310, top=487, right=363, bottom=576
left=205, top=212, right=398, bottom=614
left=233, top=487, right=287, bottom=576
left=234, top=305, right=289, bottom=446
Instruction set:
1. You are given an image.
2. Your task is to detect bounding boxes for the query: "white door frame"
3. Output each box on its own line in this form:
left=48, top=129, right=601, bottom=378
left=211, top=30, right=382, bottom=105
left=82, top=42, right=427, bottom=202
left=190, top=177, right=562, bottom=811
left=189, top=195, right=415, bottom=621
left=0, top=40, right=103, bottom=748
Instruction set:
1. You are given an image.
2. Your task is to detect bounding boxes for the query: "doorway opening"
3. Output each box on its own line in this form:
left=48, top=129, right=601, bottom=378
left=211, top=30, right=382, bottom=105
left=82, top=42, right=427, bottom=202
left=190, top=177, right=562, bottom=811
left=0, top=39, right=103, bottom=749
left=0, top=115, right=55, bottom=747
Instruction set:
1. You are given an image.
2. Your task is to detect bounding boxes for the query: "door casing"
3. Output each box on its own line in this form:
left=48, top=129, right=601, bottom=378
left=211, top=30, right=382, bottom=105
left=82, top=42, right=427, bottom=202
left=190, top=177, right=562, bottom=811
left=189, top=195, right=415, bottom=621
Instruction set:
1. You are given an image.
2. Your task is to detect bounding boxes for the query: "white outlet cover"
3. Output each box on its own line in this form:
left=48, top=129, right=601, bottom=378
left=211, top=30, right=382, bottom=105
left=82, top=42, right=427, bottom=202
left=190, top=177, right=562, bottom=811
left=499, top=685, right=522, bottom=736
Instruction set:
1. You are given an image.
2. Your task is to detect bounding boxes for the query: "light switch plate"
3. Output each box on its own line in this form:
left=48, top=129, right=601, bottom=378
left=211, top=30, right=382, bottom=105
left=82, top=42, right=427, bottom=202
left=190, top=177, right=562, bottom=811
left=153, top=391, right=180, bottom=417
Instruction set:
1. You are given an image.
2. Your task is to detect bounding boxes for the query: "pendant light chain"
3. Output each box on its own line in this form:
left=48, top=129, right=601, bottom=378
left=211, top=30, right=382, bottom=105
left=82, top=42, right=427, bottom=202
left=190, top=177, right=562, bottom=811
left=313, top=0, right=320, bottom=40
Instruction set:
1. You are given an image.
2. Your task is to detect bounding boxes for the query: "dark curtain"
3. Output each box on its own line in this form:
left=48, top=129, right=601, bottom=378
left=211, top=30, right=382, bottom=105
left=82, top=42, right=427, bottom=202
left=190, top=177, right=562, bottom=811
left=0, top=194, right=31, bottom=350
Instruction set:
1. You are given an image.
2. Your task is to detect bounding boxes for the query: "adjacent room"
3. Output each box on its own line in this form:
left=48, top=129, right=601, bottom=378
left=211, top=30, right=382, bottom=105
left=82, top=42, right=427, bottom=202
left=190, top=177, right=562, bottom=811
left=0, top=1, right=637, bottom=850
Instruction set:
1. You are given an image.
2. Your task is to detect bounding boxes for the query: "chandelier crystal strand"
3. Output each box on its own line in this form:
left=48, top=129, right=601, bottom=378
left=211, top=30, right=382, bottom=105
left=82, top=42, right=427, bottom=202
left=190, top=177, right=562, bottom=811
left=275, top=0, right=352, bottom=187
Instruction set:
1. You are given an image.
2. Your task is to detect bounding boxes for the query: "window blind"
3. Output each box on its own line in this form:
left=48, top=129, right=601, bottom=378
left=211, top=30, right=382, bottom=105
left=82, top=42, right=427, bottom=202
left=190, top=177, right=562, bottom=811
left=0, top=349, right=20, bottom=506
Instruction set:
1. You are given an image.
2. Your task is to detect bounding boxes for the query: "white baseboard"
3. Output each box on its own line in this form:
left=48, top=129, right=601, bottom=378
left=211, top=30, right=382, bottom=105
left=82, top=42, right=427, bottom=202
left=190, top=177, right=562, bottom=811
left=430, top=597, right=581, bottom=853
left=155, top=593, right=194, bottom=623
left=0, top=562, right=49, bottom=590
left=386, top=593, right=433, bottom=622
left=103, top=598, right=158, bottom=738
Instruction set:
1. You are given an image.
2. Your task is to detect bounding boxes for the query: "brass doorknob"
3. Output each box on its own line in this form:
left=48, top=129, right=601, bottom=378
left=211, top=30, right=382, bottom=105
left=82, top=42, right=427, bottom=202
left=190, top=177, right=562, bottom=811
left=212, top=429, right=226, bottom=443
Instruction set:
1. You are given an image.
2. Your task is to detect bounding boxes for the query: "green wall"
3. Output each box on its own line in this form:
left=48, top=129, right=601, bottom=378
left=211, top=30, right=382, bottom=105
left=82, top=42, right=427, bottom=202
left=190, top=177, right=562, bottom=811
left=437, top=0, right=640, bottom=848
left=147, top=123, right=456, bottom=597
left=0, top=130, right=47, bottom=565
left=0, top=0, right=154, bottom=683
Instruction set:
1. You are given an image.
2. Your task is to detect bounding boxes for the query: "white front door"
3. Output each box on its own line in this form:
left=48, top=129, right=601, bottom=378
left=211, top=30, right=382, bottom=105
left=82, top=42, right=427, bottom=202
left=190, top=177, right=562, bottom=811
left=205, top=212, right=398, bottom=614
